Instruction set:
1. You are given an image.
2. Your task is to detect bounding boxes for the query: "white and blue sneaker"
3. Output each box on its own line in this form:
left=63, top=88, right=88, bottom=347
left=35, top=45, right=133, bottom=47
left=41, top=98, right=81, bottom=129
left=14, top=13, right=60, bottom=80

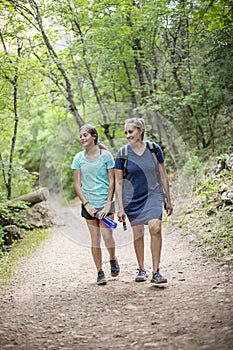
left=135, top=269, right=147, bottom=282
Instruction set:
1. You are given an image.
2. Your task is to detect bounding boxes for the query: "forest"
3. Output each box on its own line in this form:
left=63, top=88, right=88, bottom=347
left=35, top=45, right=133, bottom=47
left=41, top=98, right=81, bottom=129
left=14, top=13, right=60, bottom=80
left=0, top=3, right=232, bottom=348
left=0, top=1, right=232, bottom=208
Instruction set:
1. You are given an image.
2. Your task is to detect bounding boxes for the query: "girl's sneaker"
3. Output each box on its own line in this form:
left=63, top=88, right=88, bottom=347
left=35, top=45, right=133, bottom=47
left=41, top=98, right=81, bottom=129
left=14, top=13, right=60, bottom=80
left=135, top=269, right=147, bottom=282
left=97, top=270, right=107, bottom=285
left=151, top=269, right=167, bottom=284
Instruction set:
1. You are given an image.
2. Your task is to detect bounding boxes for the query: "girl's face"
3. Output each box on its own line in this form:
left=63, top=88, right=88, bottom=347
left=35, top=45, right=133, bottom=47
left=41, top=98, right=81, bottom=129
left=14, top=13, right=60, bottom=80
left=124, top=124, right=142, bottom=144
left=79, top=130, right=96, bottom=147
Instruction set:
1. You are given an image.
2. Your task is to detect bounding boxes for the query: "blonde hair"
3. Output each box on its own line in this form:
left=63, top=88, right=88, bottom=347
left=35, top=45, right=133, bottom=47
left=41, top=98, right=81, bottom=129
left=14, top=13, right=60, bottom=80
left=125, top=118, right=145, bottom=140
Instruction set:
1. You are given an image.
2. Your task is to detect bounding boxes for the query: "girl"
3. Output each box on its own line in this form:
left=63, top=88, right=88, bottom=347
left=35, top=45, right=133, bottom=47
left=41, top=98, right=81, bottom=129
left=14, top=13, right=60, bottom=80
left=71, top=125, right=120, bottom=285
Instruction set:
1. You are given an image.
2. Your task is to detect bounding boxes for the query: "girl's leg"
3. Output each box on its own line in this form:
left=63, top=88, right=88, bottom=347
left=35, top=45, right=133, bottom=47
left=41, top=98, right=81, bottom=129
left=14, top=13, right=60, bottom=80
left=148, top=219, right=162, bottom=272
left=100, top=215, right=120, bottom=277
left=100, top=214, right=116, bottom=260
left=86, top=219, right=102, bottom=271
left=132, top=224, right=145, bottom=270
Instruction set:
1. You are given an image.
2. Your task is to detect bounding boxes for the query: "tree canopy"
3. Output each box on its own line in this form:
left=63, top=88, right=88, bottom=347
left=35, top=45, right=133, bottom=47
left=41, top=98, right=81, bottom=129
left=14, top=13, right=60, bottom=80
left=0, top=0, right=232, bottom=199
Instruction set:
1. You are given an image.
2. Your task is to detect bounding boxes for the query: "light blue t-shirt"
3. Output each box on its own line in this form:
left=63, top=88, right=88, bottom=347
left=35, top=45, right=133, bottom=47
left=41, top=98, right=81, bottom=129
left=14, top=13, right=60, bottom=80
left=71, top=149, right=115, bottom=208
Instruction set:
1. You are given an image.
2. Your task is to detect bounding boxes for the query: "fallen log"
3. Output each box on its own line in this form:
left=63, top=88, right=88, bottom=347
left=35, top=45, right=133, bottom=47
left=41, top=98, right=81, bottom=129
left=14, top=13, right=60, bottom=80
left=10, top=187, right=50, bottom=205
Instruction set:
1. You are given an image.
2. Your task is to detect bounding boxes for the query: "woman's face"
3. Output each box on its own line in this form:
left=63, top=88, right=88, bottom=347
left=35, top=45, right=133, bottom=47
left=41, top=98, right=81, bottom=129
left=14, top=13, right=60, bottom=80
left=124, top=124, right=142, bottom=144
left=79, top=129, right=96, bottom=147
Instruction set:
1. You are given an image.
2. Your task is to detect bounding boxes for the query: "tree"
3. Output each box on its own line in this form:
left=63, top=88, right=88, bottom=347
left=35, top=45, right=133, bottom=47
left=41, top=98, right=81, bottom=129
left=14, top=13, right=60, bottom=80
left=0, top=22, right=22, bottom=199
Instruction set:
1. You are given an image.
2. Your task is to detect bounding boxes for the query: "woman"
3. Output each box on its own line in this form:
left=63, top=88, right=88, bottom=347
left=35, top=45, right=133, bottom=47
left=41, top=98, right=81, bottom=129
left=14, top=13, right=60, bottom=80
left=115, top=118, right=173, bottom=284
left=71, top=124, right=120, bottom=285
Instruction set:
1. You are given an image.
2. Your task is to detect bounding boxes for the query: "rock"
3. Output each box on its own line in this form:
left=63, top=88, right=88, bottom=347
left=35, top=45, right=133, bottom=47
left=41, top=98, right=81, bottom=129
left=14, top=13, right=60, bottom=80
left=2, top=225, right=26, bottom=245
left=207, top=207, right=216, bottom=216
left=220, top=184, right=228, bottom=193
left=221, top=191, right=233, bottom=205
left=16, top=203, right=54, bottom=229
left=144, top=343, right=160, bottom=348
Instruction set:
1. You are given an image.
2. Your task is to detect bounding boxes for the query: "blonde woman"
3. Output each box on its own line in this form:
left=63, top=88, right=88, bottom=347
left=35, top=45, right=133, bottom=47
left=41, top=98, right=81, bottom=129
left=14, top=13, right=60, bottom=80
left=71, top=125, right=120, bottom=285
left=115, top=118, right=173, bottom=284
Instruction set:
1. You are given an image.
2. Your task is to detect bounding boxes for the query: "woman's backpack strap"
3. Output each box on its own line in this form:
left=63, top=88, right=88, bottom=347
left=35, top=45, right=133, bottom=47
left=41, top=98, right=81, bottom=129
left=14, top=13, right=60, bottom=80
left=147, top=141, right=159, bottom=161
left=120, top=145, right=128, bottom=179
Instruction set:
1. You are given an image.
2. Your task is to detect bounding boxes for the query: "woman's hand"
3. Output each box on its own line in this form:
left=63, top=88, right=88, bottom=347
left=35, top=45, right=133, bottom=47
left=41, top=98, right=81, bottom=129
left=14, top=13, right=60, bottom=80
left=165, top=201, right=173, bottom=216
left=117, top=209, right=127, bottom=223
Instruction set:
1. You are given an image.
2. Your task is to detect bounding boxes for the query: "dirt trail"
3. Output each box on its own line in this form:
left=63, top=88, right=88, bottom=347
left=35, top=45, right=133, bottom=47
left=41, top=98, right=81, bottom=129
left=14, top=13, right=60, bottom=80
left=0, top=201, right=232, bottom=350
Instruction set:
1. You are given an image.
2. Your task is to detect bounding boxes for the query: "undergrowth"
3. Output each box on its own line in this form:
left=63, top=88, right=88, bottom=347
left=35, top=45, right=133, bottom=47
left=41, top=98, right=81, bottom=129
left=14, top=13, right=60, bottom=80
left=178, top=156, right=233, bottom=263
left=0, top=229, right=48, bottom=286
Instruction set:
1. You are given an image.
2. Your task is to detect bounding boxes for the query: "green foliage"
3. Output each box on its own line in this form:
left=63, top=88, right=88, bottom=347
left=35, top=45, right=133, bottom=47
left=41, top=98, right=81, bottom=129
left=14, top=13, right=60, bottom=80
left=0, top=164, right=39, bottom=201
left=0, top=227, right=5, bottom=247
left=0, top=0, right=232, bottom=202
left=199, top=176, right=220, bottom=203
left=0, top=200, right=30, bottom=221
left=191, top=0, right=233, bottom=32
left=183, top=155, right=203, bottom=180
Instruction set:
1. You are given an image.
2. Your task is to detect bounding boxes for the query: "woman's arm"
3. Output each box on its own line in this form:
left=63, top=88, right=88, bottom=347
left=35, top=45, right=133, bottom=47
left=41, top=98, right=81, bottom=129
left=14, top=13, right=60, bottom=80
left=158, top=162, right=173, bottom=216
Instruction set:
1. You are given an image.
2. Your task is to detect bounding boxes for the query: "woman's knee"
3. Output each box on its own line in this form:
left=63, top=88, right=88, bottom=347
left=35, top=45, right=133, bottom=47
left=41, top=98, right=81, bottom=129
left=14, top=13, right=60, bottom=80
left=149, top=219, right=162, bottom=237
left=132, top=225, right=144, bottom=240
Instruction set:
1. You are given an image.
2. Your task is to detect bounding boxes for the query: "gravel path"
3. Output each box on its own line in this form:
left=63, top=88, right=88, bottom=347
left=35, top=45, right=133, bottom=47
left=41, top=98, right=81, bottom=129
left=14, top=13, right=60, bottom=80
left=0, top=201, right=232, bottom=350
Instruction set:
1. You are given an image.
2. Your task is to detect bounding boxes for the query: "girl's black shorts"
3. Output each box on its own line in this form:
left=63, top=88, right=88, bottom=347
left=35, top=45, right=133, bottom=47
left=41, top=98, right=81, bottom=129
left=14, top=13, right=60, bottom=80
left=81, top=202, right=115, bottom=220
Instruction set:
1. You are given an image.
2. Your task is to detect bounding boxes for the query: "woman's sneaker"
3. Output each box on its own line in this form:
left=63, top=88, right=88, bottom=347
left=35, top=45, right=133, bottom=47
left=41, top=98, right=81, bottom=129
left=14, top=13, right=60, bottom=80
left=135, top=269, right=147, bottom=282
left=97, top=270, right=107, bottom=285
left=110, top=258, right=120, bottom=277
left=151, top=269, right=167, bottom=284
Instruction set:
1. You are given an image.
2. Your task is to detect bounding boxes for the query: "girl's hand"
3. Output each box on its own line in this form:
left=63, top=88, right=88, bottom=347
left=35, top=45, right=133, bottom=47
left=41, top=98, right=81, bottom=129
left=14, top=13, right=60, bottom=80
left=85, top=203, right=97, bottom=217
left=98, top=202, right=111, bottom=219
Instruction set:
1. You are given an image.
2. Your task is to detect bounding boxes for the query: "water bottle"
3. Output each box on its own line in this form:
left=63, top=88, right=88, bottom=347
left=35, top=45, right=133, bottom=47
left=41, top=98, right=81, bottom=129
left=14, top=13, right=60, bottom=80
left=95, top=211, right=117, bottom=229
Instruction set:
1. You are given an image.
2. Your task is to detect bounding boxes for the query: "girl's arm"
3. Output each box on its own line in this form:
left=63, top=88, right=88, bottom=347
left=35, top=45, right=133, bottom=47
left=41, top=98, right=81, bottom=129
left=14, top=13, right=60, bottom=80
left=73, top=169, right=96, bottom=217
left=107, top=168, right=115, bottom=203
left=73, top=169, right=86, bottom=204
left=98, top=168, right=115, bottom=218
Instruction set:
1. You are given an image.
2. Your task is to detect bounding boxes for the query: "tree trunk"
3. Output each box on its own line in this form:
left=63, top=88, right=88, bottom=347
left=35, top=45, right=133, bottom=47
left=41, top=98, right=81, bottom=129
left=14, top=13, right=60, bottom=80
left=10, top=187, right=50, bottom=205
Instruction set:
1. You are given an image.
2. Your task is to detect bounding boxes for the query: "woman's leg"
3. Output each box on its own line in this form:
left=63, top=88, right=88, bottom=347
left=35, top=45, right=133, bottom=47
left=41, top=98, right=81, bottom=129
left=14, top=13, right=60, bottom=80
left=132, top=224, right=145, bottom=270
left=148, top=219, right=162, bottom=272
left=86, top=219, right=102, bottom=271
